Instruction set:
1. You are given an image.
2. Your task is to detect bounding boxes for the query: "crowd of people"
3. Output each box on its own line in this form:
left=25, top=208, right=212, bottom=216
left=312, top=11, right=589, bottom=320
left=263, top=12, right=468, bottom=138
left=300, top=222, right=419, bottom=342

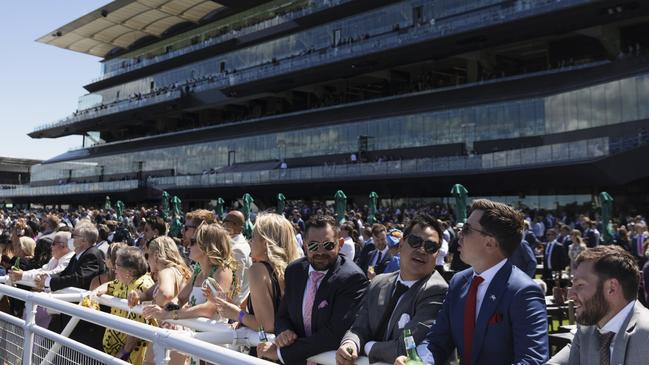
left=0, top=199, right=648, bottom=365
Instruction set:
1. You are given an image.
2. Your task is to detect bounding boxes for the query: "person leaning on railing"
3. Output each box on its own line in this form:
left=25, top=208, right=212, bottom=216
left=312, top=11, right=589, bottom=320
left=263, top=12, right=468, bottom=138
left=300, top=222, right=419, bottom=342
left=128, top=236, right=191, bottom=365
left=204, top=213, right=301, bottom=356
left=92, top=247, right=154, bottom=365
left=142, top=222, right=235, bottom=343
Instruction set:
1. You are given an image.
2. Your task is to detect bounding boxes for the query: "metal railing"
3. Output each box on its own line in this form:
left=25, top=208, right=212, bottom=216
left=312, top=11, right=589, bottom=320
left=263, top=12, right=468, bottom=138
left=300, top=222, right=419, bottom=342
left=0, top=278, right=387, bottom=365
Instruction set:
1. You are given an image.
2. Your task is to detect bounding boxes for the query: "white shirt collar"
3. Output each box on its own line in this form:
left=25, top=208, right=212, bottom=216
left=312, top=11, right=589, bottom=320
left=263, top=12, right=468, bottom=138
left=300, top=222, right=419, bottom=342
left=473, top=258, right=508, bottom=284
left=397, top=274, right=418, bottom=288
left=599, top=300, right=636, bottom=334
left=308, top=265, right=328, bottom=277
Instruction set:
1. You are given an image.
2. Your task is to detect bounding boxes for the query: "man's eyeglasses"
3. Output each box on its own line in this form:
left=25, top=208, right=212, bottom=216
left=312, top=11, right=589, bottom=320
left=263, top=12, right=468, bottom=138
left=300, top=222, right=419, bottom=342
left=460, top=224, right=493, bottom=237
left=307, top=240, right=336, bottom=252
left=406, top=235, right=440, bottom=254
left=52, top=240, right=67, bottom=247
left=183, top=225, right=197, bottom=231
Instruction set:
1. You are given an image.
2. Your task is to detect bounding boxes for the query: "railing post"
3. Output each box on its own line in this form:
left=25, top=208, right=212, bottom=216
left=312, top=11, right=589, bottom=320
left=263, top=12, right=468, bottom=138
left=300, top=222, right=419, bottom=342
left=22, top=300, right=37, bottom=365
left=153, top=332, right=171, bottom=365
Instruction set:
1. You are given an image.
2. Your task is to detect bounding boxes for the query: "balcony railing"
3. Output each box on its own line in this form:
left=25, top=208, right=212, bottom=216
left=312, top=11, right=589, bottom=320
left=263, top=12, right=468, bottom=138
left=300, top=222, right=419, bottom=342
left=95, top=0, right=354, bottom=82
left=32, top=0, right=587, bottom=135
left=0, top=180, right=139, bottom=198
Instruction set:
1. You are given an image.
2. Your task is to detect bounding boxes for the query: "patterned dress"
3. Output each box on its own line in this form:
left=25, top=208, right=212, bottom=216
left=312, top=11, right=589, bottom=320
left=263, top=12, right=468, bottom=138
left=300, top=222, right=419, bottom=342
left=102, top=274, right=155, bottom=365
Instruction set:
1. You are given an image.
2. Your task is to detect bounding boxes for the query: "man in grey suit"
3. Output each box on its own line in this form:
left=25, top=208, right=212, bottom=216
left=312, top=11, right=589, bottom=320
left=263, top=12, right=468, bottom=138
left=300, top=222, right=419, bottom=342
left=547, top=245, right=649, bottom=365
left=335, top=214, right=449, bottom=364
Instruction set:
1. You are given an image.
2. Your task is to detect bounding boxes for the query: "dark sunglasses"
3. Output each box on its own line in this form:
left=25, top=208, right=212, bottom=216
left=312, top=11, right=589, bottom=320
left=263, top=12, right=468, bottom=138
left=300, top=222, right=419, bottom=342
left=460, top=224, right=493, bottom=237
left=307, top=240, right=336, bottom=252
left=190, top=238, right=197, bottom=246
left=406, top=235, right=440, bottom=254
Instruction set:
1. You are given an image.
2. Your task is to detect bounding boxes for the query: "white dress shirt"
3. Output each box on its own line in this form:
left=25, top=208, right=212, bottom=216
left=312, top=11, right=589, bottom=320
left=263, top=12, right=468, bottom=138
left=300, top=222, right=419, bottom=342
left=598, top=300, right=636, bottom=363
left=22, top=251, right=75, bottom=282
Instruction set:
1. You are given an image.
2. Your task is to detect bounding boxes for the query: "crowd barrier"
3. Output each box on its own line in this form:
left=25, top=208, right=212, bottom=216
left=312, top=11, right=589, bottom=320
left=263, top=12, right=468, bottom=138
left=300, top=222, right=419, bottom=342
left=0, top=277, right=389, bottom=365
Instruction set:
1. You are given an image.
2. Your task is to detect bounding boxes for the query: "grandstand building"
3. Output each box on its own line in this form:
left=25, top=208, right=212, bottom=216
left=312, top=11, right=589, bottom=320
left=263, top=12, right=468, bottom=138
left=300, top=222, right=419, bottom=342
left=8, top=0, right=649, bottom=210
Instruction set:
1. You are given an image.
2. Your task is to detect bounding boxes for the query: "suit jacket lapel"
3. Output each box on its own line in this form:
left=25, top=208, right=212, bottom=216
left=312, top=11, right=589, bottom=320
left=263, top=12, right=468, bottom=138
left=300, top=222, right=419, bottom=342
left=611, top=302, right=639, bottom=365
left=385, top=273, right=430, bottom=340
left=472, top=262, right=513, bottom=365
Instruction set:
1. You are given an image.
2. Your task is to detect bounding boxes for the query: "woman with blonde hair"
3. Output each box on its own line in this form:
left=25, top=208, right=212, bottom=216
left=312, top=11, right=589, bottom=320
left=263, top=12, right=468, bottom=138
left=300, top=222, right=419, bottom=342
left=128, top=236, right=191, bottom=365
left=205, top=213, right=300, bottom=356
left=143, top=222, right=234, bottom=321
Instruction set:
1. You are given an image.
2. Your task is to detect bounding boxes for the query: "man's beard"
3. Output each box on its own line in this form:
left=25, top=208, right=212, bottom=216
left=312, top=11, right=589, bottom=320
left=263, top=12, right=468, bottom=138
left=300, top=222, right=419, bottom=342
left=309, top=253, right=336, bottom=271
left=576, top=281, right=609, bottom=326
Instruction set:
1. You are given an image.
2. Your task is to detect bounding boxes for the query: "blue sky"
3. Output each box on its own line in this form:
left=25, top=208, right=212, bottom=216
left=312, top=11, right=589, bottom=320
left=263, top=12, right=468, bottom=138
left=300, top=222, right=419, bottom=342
left=0, top=1, right=111, bottom=160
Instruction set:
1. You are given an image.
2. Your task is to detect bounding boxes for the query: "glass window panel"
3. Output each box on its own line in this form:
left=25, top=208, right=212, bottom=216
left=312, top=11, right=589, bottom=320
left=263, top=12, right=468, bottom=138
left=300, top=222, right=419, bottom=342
left=605, top=81, right=621, bottom=126
left=576, top=87, right=592, bottom=129
left=620, top=77, right=638, bottom=123
left=636, top=75, right=649, bottom=119
left=590, top=84, right=607, bottom=127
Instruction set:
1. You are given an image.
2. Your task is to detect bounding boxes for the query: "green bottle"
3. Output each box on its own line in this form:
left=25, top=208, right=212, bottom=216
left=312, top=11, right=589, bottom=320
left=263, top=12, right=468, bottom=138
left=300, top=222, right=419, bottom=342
left=258, top=326, right=269, bottom=343
left=403, top=328, right=424, bottom=365
left=12, top=257, right=20, bottom=270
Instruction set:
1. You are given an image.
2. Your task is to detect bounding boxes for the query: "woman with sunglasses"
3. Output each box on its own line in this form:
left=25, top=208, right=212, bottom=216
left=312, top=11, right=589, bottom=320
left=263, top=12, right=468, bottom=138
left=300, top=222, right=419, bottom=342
left=204, top=213, right=300, bottom=355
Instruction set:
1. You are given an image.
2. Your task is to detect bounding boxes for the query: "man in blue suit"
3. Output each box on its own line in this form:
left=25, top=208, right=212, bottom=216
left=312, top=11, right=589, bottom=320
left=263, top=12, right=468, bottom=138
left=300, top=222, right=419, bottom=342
left=396, top=199, right=548, bottom=365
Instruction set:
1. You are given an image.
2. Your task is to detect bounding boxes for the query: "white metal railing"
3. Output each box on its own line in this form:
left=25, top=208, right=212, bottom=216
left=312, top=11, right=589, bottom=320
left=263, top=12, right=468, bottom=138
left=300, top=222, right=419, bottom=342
left=0, top=278, right=387, bottom=365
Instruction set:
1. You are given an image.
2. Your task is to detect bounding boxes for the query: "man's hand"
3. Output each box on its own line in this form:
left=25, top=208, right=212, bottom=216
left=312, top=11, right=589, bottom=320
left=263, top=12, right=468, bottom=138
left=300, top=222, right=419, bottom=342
left=275, top=329, right=298, bottom=348
left=256, top=342, right=279, bottom=361
left=394, top=355, right=408, bottom=365
left=8, top=269, right=23, bottom=282
left=33, top=273, right=47, bottom=289
left=335, top=341, right=358, bottom=365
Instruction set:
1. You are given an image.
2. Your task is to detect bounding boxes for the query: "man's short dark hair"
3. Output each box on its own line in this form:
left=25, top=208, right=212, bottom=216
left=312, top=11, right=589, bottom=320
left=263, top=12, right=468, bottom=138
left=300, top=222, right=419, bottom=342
left=305, top=215, right=337, bottom=237
left=145, top=216, right=167, bottom=236
left=371, top=223, right=386, bottom=237
left=575, top=245, right=640, bottom=301
left=403, top=214, right=443, bottom=244
left=470, top=199, right=524, bottom=257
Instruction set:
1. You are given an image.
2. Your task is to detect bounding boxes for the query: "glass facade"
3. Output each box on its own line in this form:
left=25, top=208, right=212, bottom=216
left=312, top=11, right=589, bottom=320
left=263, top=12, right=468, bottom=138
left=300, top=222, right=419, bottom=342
left=78, top=0, right=583, bottom=109
left=30, top=71, right=649, bottom=183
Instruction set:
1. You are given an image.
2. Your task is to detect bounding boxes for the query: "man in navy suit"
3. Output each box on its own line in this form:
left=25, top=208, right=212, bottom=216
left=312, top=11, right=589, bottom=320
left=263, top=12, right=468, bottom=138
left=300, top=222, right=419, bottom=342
left=396, top=199, right=548, bottom=365
left=257, top=215, right=368, bottom=364
left=357, top=223, right=393, bottom=277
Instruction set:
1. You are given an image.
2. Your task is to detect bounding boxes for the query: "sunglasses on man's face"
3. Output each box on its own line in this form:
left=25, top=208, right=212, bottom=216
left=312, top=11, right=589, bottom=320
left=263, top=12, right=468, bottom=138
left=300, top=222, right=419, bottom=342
left=190, top=238, right=197, bottom=246
left=406, top=234, right=440, bottom=254
left=307, top=240, right=336, bottom=252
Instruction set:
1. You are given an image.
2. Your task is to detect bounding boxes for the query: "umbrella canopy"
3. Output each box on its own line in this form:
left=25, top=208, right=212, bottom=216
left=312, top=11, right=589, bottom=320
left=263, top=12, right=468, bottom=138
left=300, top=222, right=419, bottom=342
left=335, top=190, right=347, bottom=225
left=161, top=191, right=170, bottom=219
left=367, top=191, right=379, bottom=225
left=599, top=191, right=614, bottom=243
left=104, top=196, right=112, bottom=210
left=242, top=193, right=254, bottom=239
left=215, top=197, right=225, bottom=220
left=277, top=193, right=286, bottom=216
left=451, top=184, right=469, bottom=223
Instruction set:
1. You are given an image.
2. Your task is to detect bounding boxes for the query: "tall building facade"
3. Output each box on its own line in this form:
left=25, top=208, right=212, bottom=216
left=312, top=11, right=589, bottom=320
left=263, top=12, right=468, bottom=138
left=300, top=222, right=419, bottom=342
left=8, top=0, right=649, bottom=210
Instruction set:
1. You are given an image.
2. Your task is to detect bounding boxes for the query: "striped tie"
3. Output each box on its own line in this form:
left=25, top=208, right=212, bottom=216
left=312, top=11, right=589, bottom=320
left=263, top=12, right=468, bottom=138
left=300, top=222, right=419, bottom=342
left=598, top=331, right=615, bottom=365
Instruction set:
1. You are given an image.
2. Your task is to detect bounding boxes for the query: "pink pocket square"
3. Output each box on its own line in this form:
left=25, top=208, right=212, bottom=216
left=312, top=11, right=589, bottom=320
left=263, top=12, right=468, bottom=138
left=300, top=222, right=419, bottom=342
left=488, top=313, right=503, bottom=325
left=318, top=300, right=329, bottom=309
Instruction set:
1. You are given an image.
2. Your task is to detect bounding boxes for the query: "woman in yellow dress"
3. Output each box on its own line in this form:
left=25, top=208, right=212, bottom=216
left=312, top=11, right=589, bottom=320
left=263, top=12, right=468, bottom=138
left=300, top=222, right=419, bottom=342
left=92, top=246, right=154, bottom=365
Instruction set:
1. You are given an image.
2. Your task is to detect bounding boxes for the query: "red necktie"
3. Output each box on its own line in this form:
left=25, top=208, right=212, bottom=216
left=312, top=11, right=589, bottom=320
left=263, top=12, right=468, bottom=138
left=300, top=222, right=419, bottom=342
left=463, top=275, right=484, bottom=365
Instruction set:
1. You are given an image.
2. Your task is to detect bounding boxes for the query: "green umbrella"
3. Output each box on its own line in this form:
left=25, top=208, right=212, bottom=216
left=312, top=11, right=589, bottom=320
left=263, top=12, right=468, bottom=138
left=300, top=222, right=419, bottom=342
left=169, top=195, right=183, bottom=237
left=451, top=184, right=469, bottom=223
left=161, top=191, right=170, bottom=219
left=334, top=190, right=347, bottom=225
left=104, top=196, right=112, bottom=210
left=215, top=197, right=225, bottom=220
left=599, top=191, right=614, bottom=244
left=367, top=191, right=379, bottom=224
left=115, top=200, right=125, bottom=219
left=277, top=193, right=286, bottom=215
left=242, top=193, right=254, bottom=239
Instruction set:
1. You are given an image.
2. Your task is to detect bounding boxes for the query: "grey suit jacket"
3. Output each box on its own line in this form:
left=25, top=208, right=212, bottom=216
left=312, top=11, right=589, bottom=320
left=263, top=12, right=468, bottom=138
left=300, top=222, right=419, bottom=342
left=547, top=301, right=649, bottom=365
left=341, top=270, right=448, bottom=364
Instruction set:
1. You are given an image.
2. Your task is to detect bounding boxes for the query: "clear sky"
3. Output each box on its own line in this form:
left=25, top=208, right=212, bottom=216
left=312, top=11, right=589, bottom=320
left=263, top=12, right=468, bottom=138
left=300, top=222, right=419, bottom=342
left=0, top=1, right=112, bottom=161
